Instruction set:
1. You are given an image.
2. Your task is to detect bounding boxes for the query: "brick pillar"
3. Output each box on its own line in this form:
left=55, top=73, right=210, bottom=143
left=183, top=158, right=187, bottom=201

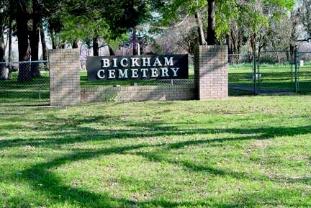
left=49, top=49, right=80, bottom=106
left=195, top=45, right=228, bottom=100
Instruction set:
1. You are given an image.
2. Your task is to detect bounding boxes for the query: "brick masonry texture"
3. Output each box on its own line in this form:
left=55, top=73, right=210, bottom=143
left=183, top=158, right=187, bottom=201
left=81, top=84, right=196, bottom=103
left=195, top=45, right=228, bottom=100
left=48, top=46, right=228, bottom=106
left=49, top=49, right=81, bottom=106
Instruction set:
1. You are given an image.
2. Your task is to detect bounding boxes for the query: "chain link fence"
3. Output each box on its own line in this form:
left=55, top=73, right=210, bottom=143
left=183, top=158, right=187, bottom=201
left=297, top=52, right=311, bottom=94
left=1, top=51, right=310, bottom=106
left=0, top=60, right=49, bottom=106
left=229, top=51, right=311, bottom=95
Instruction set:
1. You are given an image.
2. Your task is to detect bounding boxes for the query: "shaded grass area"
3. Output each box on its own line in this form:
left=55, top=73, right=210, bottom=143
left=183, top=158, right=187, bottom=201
left=0, top=96, right=311, bottom=207
left=0, top=72, right=50, bottom=106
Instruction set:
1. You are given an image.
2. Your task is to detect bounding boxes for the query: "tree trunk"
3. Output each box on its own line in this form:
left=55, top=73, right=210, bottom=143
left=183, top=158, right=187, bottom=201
left=229, top=22, right=244, bottom=64
left=16, top=2, right=32, bottom=82
left=8, top=17, right=12, bottom=69
left=237, top=30, right=243, bottom=54
left=227, top=35, right=233, bottom=64
left=258, top=44, right=263, bottom=63
left=72, top=40, right=78, bottom=48
left=93, top=37, right=99, bottom=56
left=108, top=46, right=115, bottom=56
left=0, top=32, right=8, bottom=80
left=195, top=12, right=206, bottom=45
left=30, top=0, right=41, bottom=78
left=40, top=24, right=47, bottom=62
left=50, top=30, right=56, bottom=49
left=248, top=33, right=257, bottom=63
left=132, top=28, right=138, bottom=55
left=289, top=10, right=298, bottom=63
left=206, top=0, right=217, bottom=45
left=289, top=44, right=295, bottom=63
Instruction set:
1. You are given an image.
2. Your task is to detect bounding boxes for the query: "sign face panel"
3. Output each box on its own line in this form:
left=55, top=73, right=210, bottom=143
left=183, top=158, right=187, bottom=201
left=86, top=55, right=188, bottom=80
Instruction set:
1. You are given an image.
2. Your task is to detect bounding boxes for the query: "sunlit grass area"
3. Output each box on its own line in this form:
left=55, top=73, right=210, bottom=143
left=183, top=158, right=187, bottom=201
left=229, top=63, right=311, bottom=93
left=0, top=96, right=311, bottom=207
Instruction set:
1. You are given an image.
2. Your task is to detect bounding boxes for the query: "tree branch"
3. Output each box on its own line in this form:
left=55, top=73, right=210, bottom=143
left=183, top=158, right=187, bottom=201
left=297, top=38, right=311, bottom=42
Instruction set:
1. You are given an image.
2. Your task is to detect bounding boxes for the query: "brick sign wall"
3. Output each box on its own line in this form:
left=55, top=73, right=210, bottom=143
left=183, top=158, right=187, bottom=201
left=48, top=46, right=228, bottom=106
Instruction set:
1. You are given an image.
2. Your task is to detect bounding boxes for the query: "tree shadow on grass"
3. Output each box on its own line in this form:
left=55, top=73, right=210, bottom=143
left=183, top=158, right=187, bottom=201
left=14, top=137, right=254, bottom=207
left=20, top=144, right=148, bottom=208
left=1, top=118, right=311, bottom=150
left=228, top=189, right=311, bottom=207
left=18, top=142, right=231, bottom=207
left=1, top=114, right=311, bottom=207
left=17, top=134, right=310, bottom=207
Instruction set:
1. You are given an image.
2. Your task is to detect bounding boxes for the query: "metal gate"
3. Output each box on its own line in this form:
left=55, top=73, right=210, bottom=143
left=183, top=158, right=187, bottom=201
left=229, top=51, right=311, bottom=95
left=228, top=54, right=255, bottom=95
left=0, top=60, right=49, bottom=106
left=297, top=52, right=311, bottom=94
left=256, top=51, right=296, bottom=94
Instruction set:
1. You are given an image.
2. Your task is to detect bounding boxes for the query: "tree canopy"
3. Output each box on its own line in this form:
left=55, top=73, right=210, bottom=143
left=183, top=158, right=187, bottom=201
left=155, top=0, right=295, bottom=44
left=0, top=0, right=308, bottom=82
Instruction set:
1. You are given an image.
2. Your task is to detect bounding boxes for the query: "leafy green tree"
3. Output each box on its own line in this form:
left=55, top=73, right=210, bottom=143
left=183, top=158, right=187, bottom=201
left=58, top=0, right=151, bottom=55
left=155, top=0, right=238, bottom=44
left=238, top=1, right=294, bottom=59
left=156, top=0, right=294, bottom=46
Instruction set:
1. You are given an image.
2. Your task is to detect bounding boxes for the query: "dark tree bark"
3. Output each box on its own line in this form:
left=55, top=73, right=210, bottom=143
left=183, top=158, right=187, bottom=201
left=132, top=28, right=138, bottom=55
left=227, top=35, right=233, bottom=64
left=0, top=33, right=8, bottom=80
left=30, top=0, right=41, bottom=78
left=93, top=36, right=99, bottom=56
left=108, top=46, right=115, bottom=56
left=40, top=24, right=47, bottom=62
left=16, top=1, right=32, bottom=82
left=8, top=17, right=12, bottom=69
left=289, top=44, right=295, bottom=63
left=72, top=40, right=78, bottom=48
left=50, top=30, right=56, bottom=49
left=206, top=0, right=217, bottom=45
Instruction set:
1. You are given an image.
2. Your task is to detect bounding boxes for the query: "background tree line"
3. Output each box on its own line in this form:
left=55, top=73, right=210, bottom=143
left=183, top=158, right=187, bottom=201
left=153, top=0, right=311, bottom=63
left=0, top=0, right=310, bottom=82
left=0, top=0, right=151, bottom=81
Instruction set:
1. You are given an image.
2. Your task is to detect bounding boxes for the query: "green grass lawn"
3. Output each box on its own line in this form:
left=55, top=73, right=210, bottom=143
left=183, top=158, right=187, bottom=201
left=229, top=63, right=311, bottom=93
left=0, top=96, right=311, bottom=207
left=0, top=72, right=50, bottom=106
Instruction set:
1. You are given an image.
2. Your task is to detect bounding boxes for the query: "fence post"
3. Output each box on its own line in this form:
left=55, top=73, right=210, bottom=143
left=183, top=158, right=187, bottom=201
left=49, top=49, right=81, bottom=106
left=294, top=49, right=299, bottom=93
left=194, top=45, right=228, bottom=100
left=253, top=50, right=257, bottom=95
